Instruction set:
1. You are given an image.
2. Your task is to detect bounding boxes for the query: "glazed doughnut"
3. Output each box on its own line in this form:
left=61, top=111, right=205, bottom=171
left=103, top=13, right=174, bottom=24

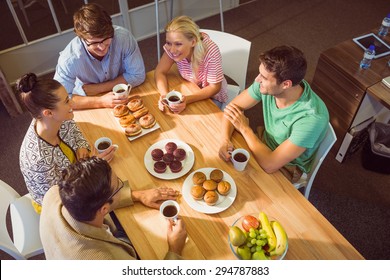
left=127, top=98, right=144, bottom=112
left=124, top=123, right=142, bottom=136
left=133, top=107, right=149, bottom=119
left=119, top=114, right=136, bottom=127
left=113, top=104, right=129, bottom=117
left=139, top=113, right=156, bottom=129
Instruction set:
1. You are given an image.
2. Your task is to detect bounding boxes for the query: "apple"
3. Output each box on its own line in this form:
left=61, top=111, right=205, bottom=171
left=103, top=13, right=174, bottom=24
left=241, top=215, right=260, bottom=232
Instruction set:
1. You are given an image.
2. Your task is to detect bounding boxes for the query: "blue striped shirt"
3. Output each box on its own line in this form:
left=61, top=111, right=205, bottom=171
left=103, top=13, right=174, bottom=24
left=54, top=26, right=145, bottom=96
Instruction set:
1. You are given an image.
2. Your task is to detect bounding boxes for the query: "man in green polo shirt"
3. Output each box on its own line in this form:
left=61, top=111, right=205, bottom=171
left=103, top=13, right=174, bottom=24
left=219, top=45, right=329, bottom=183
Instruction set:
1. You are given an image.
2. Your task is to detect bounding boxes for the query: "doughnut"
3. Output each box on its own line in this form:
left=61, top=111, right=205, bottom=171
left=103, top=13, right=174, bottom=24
left=210, top=169, right=223, bottom=183
left=133, top=107, right=149, bottom=119
left=203, top=179, right=217, bottom=191
left=173, top=148, right=186, bottom=161
left=119, top=114, right=136, bottom=127
left=165, top=142, right=177, bottom=154
left=127, top=98, right=144, bottom=112
left=169, top=160, right=182, bottom=173
left=113, top=104, right=129, bottom=117
left=139, top=113, right=156, bottom=129
left=203, top=190, right=218, bottom=206
left=162, top=153, right=174, bottom=164
left=217, top=181, right=231, bottom=196
left=191, top=185, right=205, bottom=200
left=192, top=171, right=206, bottom=185
left=151, top=148, right=164, bottom=161
left=124, top=123, right=142, bottom=136
left=154, top=161, right=167, bottom=173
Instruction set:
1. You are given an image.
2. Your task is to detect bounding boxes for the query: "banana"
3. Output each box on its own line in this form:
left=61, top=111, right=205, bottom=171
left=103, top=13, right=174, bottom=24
left=258, top=212, right=277, bottom=252
left=269, top=220, right=288, bottom=256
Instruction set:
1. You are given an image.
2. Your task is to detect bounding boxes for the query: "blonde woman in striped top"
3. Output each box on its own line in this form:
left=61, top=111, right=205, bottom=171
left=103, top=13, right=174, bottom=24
left=155, top=16, right=228, bottom=113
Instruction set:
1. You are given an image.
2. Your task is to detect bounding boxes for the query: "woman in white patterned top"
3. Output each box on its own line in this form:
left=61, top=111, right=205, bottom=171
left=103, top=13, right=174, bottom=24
left=18, top=73, right=117, bottom=213
left=155, top=15, right=228, bottom=113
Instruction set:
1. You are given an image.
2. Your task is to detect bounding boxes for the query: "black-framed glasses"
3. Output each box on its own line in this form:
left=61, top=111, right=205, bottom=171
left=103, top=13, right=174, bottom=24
left=84, top=36, right=113, bottom=47
left=107, top=177, right=124, bottom=202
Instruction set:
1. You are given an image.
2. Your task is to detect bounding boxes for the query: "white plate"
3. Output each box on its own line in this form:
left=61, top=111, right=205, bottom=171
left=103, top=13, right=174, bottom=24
left=144, top=139, right=195, bottom=180
left=182, top=168, right=237, bottom=214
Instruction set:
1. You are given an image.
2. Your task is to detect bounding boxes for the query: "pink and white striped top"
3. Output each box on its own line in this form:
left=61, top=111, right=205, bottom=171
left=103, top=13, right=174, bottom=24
left=164, top=32, right=228, bottom=103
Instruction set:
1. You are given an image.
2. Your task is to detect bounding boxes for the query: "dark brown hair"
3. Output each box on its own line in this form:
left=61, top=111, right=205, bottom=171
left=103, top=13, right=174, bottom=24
left=259, top=45, right=307, bottom=86
left=59, top=157, right=113, bottom=222
left=17, top=73, right=62, bottom=119
left=73, top=3, right=114, bottom=39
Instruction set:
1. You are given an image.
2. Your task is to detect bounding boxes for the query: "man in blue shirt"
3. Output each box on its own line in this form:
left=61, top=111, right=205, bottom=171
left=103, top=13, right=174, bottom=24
left=54, top=3, right=145, bottom=109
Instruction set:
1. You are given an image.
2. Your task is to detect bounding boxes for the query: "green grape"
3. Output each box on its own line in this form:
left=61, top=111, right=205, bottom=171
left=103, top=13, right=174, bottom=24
left=251, top=238, right=257, bottom=245
left=260, top=233, right=267, bottom=239
left=249, top=228, right=255, bottom=233
left=256, top=234, right=262, bottom=240
left=256, top=240, right=264, bottom=246
left=259, top=229, right=266, bottom=234
left=246, top=242, right=253, bottom=248
left=249, top=231, right=257, bottom=238
left=250, top=246, right=257, bottom=253
left=254, top=229, right=259, bottom=235
left=256, top=246, right=263, bottom=252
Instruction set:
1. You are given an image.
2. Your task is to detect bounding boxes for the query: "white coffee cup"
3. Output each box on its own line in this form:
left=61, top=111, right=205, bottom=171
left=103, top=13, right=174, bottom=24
left=231, top=148, right=250, bottom=171
left=160, top=200, right=180, bottom=222
left=94, top=137, right=119, bottom=154
left=164, top=90, right=182, bottom=107
left=113, top=83, right=131, bottom=98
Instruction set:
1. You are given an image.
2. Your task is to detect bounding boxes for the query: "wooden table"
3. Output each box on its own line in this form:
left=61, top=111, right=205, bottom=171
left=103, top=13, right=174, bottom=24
left=311, top=29, right=390, bottom=160
left=73, top=69, right=364, bottom=260
left=367, top=80, right=390, bottom=110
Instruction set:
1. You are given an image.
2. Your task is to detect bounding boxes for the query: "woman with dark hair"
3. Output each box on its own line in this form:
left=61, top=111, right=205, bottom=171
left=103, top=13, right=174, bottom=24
left=18, top=73, right=116, bottom=213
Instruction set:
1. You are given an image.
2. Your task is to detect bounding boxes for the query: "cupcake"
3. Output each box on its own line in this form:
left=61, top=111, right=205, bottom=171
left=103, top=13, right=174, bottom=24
left=191, top=185, right=205, bottom=200
left=162, top=153, right=174, bottom=164
left=217, top=181, right=231, bottom=196
left=203, top=190, right=218, bottom=206
left=203, top=179, right=217, bottom=191
left=210, top=169, right=223, bottom=183
left=173, top=148, right=186, bottom=161
left=165, top=142, right=177, bottom=154
left=151, top=148, right=164, bottom=161
left=192, top=171, right=206, bottom=185
left=169, top=160, right=183, bottom=173
left=154, top=161, right=167, bottom=173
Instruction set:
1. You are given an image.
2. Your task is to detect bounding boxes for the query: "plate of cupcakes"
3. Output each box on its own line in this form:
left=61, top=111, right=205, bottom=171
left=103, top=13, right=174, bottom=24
left=144, top=139, right=195, bottom=180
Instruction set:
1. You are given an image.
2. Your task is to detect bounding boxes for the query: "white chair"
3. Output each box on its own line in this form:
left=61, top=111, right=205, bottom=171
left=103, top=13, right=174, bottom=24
left=294, top=123, right=337, bottom=199
left=0, top=179, right=43, bottom=259
left=200, top=29, right=251, bottom=110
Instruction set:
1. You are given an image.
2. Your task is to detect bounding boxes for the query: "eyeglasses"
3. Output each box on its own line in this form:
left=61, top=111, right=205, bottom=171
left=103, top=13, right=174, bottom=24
left=107, top=177, right=124, bottom=202
left=84, top=36, right=113, bottom=47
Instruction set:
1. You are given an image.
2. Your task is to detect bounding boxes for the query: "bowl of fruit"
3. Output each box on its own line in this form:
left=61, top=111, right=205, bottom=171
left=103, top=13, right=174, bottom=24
left=228, top=211, right=288, bottom=260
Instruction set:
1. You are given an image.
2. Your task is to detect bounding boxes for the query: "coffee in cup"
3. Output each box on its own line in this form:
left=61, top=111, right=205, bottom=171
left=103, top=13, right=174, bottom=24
left=164, top=91, right=182, bottom=107
left=231, top=148, right=250, bottom=171
left=113, top=84, right=131, bottom=98
left=94, top=137, right=119, bottom=154
left=160, top=200, right=180, bottom=222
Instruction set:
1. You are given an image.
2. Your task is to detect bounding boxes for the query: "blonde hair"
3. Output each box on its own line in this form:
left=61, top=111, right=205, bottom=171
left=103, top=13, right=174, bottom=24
left=165, top=16, right=205, bottom=76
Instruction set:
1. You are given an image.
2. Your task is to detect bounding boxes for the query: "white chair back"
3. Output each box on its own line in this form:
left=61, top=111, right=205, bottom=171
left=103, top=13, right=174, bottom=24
left=200, top=29, right=251, bottom=108
left=294, top=123, right=337, bottom=199
left=0, top=180, right=43, bottom=259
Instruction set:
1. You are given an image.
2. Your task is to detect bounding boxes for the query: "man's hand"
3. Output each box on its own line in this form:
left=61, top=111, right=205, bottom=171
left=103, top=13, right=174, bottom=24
left=167, top=218, right=187, bottom=255
left=223, top=103, right=250, bottom=133
left=132, top=187, right=180, bottom=209
left=218, top=139, right=234, bottom=162
left=100, top=92, right=129, bottom=108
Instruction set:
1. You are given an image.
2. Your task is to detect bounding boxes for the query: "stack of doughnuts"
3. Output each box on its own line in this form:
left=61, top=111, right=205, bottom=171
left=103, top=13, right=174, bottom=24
left=190, top=169, right=231, bottom=206
left=151, top=141, right=186, bottom=174
left=113, top=97, right=156, bottom=137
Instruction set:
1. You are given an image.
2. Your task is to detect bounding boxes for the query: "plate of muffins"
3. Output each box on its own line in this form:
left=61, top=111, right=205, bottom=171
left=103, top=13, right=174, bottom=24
left=182, top=168, right=237, bottom=214
left=144, top=139, right=195, bottom=180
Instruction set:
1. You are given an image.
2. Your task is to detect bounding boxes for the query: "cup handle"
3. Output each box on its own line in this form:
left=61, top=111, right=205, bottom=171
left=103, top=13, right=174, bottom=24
left=112, top=144, right=119, bottom=151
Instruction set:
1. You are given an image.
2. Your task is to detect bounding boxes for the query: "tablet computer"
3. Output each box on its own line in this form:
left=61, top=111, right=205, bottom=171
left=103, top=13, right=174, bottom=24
left=352, top=33, right=390, bottom=59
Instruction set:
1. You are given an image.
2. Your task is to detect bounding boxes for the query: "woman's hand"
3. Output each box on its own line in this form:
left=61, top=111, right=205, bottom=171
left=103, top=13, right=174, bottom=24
left=93, top=145, right=117, bottom=162
left=169, top=95, right=187, bottom=114
left=76, top=147, right=90, bottom=160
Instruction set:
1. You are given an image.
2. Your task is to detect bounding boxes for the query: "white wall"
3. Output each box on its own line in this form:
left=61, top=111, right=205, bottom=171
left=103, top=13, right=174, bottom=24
left=0, top=0, right=238, bottom=84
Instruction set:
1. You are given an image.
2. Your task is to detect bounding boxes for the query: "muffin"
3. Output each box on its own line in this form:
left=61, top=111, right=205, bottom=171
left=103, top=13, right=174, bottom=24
left=192, top=171, right=206, bottom=185
left=154, top=161, right=167, bottom=173
left=210, top=169, right=223, bottom=183
left=165, top=142, right=177, bottom=154
left=162, top=153, right=174, bottom=164
left=203, top=190, right=219, bottom=206
left=203, top=179, right=217, bottom=191
left=173, top=148, right=186, bottom=161
left=169, top=160, right=183, bottom=173
left=190, top=185, right=205, bottom=200
left=151, top=148, right=164, bottom=161
left=217, top=181, right=231, bottom=196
